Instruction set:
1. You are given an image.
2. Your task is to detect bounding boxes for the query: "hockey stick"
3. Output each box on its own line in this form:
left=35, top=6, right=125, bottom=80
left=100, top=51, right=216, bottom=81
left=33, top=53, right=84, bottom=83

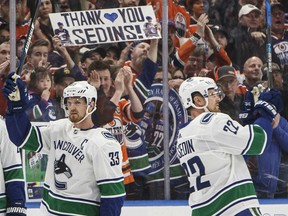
left=266, top=0, right=273, bottom=89
left=16, top=0, right=42, bottom=75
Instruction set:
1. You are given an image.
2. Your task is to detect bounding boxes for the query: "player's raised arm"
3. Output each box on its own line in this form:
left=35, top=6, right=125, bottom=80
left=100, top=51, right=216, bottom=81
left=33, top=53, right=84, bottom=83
left=2, top=72, right=31, bottom=147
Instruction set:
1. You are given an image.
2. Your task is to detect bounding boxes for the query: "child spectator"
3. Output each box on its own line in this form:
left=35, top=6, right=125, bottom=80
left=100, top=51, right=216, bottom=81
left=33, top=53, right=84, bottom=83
left=26, top=67, right=56, bottom=121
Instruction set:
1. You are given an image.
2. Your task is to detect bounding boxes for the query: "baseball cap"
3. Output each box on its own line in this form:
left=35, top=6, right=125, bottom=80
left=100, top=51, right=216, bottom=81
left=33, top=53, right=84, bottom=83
left=215, top=66, right=237, bottom=81
left=262, top=62, right=282, bottom=74
left=53, top=68, right=75, bottom=85
left=80, top=47, right=106, bottom=63
left=238, top=4, right=261, bottom=18
left=212, top=25, right=229, bottom=39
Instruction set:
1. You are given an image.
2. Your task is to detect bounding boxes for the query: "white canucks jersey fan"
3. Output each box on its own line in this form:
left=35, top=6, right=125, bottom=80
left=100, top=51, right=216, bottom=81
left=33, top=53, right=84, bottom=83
left=177, top=77, right=283, bottom=216
left=2, top=73, right=125, bottom=216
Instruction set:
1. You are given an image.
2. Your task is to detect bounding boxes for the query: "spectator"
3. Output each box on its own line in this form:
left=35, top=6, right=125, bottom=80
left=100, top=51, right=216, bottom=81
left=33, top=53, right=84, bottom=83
left=0, top=0, right=29, bottom=40
left=215, top=65, right=245, bottom=122
left=0, top=24, right=9, bottom=41
left=230, top=4, right=266, bottom=71
left=153, top=67, right=172, bottom=83
left=157, top=19, right=176, bottom=68
left=270, top=2, right=288, bottom=69
left=242, top=56, right=263, bottom=90
left=118, top=0, right=140, bottom=7
left=34, top=0, right=56, bottom=47
left=173, top=14, right=231, bottom=78
left=16, top=36, right=26, bottom=59
left=21, top=39, right=50, bottom=84
left=184, top=0, right=205, bottom=21
left=3, top=76, right=126, bottom=216
left=80, top=47, right=106, bottom=76
left=103, top=45, right=121, bottom=65
left=0, top=118, right=26, bottom=215
left=25, top=67, right=56, bottom=122
left=262, top=62, right=283, bottom=89
left=58, top=0, right=72, bottom=12
left=52, top=68, right=76, bottom=119
left=168, top=67, right=186, bottom=91
left=0, top=39, right=10, bottom=117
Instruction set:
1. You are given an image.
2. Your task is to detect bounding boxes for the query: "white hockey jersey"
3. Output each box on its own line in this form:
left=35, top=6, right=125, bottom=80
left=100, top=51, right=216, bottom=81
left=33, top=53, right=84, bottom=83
left=20, top=118, right=125, bottom=216
left=177, top=112, right=267, bottom=216
left=0, top=119, right=25, bottom=215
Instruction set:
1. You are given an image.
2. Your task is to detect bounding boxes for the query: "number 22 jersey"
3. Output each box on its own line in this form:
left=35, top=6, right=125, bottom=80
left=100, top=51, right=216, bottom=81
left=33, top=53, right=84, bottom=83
left=177, top=112, right=267, bottom=216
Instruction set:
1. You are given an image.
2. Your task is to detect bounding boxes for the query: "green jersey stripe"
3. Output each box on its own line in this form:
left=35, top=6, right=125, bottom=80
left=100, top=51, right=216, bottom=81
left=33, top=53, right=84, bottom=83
left=129, top=155, right=150, bottom=171
left=0, top=196, right=7, bottom=210
left=98, top=181, right=125, bottom=196
left=42, top=188, right=100, bottom=216
left=192, top=182, right=257, bottom=216
left=23, top=127, right=41, bottom=152
left=4, top=168, right=24, bottom=182
left=245, top=125, right=266, bottom=155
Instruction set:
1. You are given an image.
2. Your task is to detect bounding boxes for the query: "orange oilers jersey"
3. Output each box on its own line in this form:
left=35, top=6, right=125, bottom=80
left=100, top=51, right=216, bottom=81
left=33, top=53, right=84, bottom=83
left=146, top=0, right=191, bottom=48
left=103, top=99, right=141, bottom=185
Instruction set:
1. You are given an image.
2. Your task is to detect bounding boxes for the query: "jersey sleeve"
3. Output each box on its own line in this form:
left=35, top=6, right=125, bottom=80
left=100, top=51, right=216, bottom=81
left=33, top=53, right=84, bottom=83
left=119, top=99, right=141, bottom=123
left=90, top=130, right=125, bottom=216
left=210, top=113, right=267, bottom=155
left=0, top=119, right=26, bottom=211
left=172, top=39, right=197, bottom=69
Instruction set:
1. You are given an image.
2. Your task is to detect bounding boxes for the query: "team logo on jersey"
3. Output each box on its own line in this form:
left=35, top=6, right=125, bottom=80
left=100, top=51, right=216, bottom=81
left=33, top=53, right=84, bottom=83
left=55, top=154, right=72, bottom=178
left=145, top=84, right=188, bottom=173
left=125, top=122, right=143, bottom=149
left=104, top=117, right=124, bottom=144
left=54, top=154, right=72, bottom=190
left=102, top=131, right=116, bottom=140
left=201, top=113, right=214, bottom=124
left=175, top=12, right=186, bottom=38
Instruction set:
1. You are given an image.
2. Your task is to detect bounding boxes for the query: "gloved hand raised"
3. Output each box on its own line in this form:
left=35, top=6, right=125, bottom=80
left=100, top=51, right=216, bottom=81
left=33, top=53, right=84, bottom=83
left=253, top=88, right=283, bottom=121
left=2, top=72, right=28, bottom=113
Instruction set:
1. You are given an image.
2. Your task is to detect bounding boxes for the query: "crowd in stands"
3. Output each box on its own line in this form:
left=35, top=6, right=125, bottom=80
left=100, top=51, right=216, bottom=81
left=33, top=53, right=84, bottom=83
left=1, top=0, right=288, bottom=205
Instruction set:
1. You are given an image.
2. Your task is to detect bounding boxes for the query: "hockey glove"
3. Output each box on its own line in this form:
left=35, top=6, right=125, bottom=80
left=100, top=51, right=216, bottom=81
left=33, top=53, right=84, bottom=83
left=6, top=201, right=27, bottom=216
left=239, top=90, right=255, bottom=125
left=253, top=89, right=283, bottom=121
left=259, top=88, right=283, bottom=112
left=2, top=72, right=28, bottom=113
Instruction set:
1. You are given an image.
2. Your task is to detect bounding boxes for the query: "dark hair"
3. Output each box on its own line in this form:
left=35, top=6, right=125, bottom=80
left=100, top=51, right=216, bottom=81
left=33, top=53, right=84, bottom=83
left=27, top=39, right=50, bottom=56
left=87, top=60, right=111, bottom=77
left=28, top=67, right=51, bottom=93
left=106, top=45, right=121, bottom=60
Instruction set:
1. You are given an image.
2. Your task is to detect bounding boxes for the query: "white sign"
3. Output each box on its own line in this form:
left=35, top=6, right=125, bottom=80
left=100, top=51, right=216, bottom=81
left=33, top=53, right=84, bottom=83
left=49, top=6, right=161, bottom=46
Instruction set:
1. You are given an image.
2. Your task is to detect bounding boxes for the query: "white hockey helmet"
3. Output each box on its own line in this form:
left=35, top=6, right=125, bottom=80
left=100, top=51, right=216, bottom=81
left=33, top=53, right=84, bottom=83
left=63, top=81, right=97, bottom=123
left=63, top=81, right=97, bottom=105
left=179, top=77, right=221, bottom=109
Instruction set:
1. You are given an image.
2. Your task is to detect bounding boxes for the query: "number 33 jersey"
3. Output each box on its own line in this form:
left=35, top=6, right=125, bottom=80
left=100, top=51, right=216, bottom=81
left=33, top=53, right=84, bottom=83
left=177, top=112, right=267, bottom=216
left=23, top=118, right=125, bottom=215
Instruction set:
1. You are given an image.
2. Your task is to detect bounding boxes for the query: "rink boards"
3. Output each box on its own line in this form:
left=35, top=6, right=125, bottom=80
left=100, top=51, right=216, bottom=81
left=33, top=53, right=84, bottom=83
left=27, top=200, right=288, bottom=215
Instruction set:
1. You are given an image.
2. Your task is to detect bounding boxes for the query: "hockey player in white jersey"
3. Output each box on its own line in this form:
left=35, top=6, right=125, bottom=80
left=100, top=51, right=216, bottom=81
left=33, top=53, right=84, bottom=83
left=0, top=118, right=26, bottom=216
left=2, top=73, right=125, bottom=216
left=177, top=77, right=283, bottom=216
